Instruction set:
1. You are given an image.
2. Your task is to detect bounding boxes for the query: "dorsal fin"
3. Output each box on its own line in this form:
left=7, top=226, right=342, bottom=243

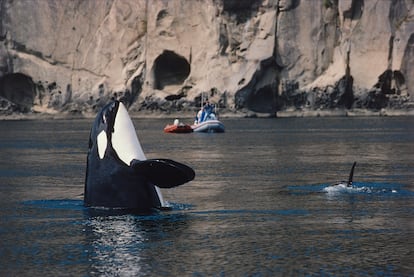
left=347, top=162, right=357, bottom=187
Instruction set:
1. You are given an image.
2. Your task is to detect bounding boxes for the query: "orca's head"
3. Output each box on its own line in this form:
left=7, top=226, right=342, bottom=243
left=89, top=100, right=146, bottom=164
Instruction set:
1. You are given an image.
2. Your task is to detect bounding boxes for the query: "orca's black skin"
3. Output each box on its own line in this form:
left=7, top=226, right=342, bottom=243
left=347, top=162, right=357, bottom=187
left=333, top=161, right=357, bottom=187
left=130, top=158, right=195, bottom=188
left=84, top=101, right=195, bottom=211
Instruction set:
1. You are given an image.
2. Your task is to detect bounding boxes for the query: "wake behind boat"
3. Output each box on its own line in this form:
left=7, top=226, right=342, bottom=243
left=191, top=101, right=225, bottom=133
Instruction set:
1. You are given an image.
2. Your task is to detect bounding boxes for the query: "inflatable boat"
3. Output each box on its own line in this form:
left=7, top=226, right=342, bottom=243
left=191, top=119, right=225, bottom=133
left=164, top=119, right=193, bottom=133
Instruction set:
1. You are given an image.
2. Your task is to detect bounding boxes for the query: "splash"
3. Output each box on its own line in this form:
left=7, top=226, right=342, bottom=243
left=323, top=182, right=400, bottom=195
left=287, top=182, right=414, bottom=197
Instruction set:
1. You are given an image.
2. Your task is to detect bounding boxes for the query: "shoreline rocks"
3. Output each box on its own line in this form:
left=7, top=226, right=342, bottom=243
left=1, top=106, right=413, bottom=121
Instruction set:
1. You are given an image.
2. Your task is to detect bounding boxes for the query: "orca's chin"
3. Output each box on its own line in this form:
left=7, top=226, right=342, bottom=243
left=112, top=101, right=146, bottom=165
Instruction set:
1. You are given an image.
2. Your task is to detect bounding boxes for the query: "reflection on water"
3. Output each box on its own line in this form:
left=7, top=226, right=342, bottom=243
left=0, top=117, right=413, bottom=275
left=83, top=207, right=193, bottom=277
left=86, top=215, right=147, bottom=276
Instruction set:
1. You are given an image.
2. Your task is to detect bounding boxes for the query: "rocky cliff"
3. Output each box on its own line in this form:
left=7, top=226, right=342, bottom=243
left=0, top=0, right=413, bottom=117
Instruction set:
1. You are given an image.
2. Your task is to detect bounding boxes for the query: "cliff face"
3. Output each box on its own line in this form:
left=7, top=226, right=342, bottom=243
left=0, top=0, right=413, bottom=116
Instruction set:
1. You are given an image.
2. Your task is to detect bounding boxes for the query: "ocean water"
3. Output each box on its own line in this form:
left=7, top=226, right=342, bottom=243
left=0, top=116, right=413, bottom=276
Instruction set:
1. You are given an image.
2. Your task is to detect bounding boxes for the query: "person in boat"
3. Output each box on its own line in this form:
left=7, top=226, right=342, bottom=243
left=173, top=118, right=186, bottom=126
left=194, top=101, right=207, bottom=124
left=194, top=100, right=216, bottom=124
left=204, top=101, right=213, bottom=116
left=194, top=109, right=202, bottom=124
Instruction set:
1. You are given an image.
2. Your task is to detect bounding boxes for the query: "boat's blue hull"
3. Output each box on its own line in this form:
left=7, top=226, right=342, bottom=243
left=191, top=120, right=225, bottom=133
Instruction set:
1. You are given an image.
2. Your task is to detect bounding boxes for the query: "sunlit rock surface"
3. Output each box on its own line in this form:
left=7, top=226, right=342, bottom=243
left=0, top=0, right=413, bottom=116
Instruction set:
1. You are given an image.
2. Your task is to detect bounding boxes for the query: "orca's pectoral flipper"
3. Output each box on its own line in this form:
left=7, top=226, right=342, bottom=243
left=130, top=159, right=195, bottom=188
left=347, top=161, right=357, bottom=187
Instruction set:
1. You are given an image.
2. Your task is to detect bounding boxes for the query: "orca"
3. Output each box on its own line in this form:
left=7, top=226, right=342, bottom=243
left=333, top=161, right=357, bottom=187
left=84, top=100, right=195, bottom=212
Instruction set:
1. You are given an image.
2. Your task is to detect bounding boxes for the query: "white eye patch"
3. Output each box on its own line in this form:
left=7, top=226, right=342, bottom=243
left=97, top=130, right=107, bottom=159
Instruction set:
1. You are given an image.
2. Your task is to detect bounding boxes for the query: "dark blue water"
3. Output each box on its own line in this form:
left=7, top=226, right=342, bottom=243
left=0, top=117, right=413, bottom=276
